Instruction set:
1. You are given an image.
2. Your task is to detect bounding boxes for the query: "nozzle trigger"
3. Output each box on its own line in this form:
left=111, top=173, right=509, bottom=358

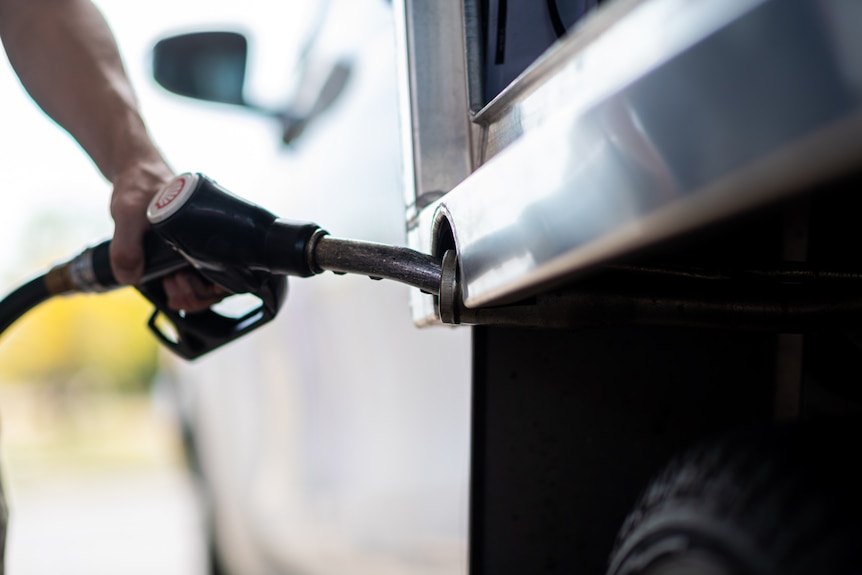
left=136, top=272, right=287, bottom=360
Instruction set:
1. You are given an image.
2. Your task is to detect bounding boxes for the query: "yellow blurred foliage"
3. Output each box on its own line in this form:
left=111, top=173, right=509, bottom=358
left=0, top=288, right=160, bottom=390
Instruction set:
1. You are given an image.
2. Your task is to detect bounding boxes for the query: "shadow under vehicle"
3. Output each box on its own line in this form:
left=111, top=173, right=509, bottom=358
left=153, top=0, right=862, bottom=573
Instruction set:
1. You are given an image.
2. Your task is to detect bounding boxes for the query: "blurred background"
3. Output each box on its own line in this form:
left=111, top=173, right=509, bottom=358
left=0, top=1, right=471, bottom=573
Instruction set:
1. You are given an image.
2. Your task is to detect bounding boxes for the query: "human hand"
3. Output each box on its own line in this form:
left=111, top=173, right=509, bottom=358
left=109, top=160, right=173, bottom=285
left=161, top=269, right=230, bottom=313
left=109, top=162, right=228, bottom=312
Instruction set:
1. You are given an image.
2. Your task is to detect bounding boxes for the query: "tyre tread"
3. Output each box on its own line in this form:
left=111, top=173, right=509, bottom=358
left=607, top=423, right=862, bottom=575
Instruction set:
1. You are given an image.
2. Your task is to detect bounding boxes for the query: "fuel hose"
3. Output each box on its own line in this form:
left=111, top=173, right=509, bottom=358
left=0, top=234, right=188, bottom=339
left=0, top=276, right=52, bottom=335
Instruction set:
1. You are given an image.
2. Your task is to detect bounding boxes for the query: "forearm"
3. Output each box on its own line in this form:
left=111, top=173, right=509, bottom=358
left=0, top=0, right=217, bottom=294
left=0, top=0, right=166, bottom=181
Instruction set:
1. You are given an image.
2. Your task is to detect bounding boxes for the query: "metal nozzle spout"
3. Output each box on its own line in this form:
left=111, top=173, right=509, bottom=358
left=312, top=236, right=443, bottom=296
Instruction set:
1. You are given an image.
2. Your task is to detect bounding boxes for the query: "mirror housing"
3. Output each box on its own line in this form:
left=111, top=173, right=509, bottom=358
left=152, top=30, right=352, bottom=146
left=152, top=31, right=249, bottom=106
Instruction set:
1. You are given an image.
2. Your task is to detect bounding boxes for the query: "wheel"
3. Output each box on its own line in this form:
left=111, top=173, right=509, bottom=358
left=607, top=423, right=862, bottom=575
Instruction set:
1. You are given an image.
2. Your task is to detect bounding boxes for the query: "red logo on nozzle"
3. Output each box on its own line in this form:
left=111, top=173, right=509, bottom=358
left=155, top=177, right=187, bottom=210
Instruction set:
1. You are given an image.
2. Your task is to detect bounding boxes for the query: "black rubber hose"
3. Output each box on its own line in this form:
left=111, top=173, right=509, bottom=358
left=0, top=275, right=51, bottom=335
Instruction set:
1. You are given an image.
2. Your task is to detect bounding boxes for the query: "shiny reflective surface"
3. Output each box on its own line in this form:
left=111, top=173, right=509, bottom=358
left=399, top=0, right=862, bottom=316
left=393, top=0, right=475, bottom=217
left=473, top=0, right=764, bottom=161
left=314, top=235, right=442, bottom=295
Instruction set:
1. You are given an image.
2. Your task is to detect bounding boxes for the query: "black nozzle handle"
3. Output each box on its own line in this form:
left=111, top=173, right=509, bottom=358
left=136, top=270, right=287, bottom=360
left=265, top=219, right=327, bottom=277
left=146, top=173, right=325, bottom=293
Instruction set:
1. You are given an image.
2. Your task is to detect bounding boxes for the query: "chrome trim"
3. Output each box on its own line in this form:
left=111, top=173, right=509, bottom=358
left=400, top=0, right=862, bottom=318
left=394, top=0, right=476, bottom=217
left=473, top=0, right=767, bottom=162
left=68, top=247, right=109, bottom=293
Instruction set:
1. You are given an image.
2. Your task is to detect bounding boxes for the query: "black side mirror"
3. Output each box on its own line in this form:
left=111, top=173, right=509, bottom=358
left=152, top=32, right=249, bottom=106
left=152, top=30, right=353, bottom=146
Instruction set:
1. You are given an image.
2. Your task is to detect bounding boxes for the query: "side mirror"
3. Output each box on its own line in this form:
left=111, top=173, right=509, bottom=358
left=152, top=31, right=249, bottom=106
left=152, top=30, right=353, bottom=146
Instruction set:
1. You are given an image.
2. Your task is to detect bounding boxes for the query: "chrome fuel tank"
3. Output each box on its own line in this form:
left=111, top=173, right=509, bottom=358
left=395, top=0, right=862, bottom=321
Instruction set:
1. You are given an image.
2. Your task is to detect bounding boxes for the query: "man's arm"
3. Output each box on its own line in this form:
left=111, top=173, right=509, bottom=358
left=0, top=0, right=172, bottom=285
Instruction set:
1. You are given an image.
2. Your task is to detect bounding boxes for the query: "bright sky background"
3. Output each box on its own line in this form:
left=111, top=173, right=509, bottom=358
left=0, top=0, right=330, bottom=288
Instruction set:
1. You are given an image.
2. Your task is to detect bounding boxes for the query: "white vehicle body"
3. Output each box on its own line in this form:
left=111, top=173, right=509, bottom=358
left=159, top=2, right=471, bottom=573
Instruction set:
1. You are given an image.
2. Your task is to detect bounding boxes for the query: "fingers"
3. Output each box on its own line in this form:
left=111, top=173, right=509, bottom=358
left=109, top=162, right=173, bottom=285
left=110, top=193, right=149, bottom=285
left=162, top=270, right=230, bottom=313
left=108, top=165, right=227, bottom=314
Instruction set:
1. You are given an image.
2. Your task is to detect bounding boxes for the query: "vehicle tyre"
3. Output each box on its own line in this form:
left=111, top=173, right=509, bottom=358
left=606, top=422, right=862, bottom=575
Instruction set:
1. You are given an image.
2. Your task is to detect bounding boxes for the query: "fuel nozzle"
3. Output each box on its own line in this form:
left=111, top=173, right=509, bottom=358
left=139, top=172, right=443, bottom=358
left=39, top=173, right=315, bottom=359
left=148, top=173, right=444, bottom=296
left=2, top=172, right=446, bottom=361
left=147, top=173, right=326, bottom=292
